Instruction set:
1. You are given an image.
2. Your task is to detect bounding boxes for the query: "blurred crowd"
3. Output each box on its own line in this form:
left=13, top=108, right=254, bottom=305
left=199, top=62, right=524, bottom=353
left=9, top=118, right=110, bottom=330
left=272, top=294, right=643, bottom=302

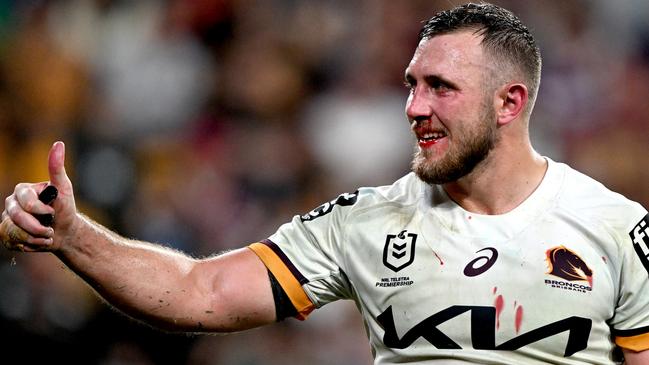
left=0, top=0, right=648, bottom=364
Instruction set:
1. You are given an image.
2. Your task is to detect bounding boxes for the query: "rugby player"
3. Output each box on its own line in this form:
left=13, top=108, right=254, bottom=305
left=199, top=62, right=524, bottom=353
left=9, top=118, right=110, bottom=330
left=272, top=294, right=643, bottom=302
left=3, top=3, right=648, bottom=364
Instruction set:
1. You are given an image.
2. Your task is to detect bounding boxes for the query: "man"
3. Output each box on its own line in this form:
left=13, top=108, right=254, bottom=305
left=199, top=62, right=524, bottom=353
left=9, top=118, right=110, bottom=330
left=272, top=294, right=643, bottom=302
left=2, top=3, right=648, bottom=364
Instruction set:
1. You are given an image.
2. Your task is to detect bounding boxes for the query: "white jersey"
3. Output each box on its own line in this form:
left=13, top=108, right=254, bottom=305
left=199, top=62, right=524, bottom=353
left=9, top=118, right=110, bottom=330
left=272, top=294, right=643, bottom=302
left=249, top=159, right=649, bottom=364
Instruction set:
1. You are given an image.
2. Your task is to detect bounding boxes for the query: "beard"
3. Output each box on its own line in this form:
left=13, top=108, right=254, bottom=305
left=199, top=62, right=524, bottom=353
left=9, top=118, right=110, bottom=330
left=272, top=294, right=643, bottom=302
left=412, top=104, right=498, bottom=185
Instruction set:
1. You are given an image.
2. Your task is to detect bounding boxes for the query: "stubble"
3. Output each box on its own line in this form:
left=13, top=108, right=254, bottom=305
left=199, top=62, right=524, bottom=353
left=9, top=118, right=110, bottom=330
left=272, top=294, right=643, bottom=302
left=412, top=100, right=498, bottom=185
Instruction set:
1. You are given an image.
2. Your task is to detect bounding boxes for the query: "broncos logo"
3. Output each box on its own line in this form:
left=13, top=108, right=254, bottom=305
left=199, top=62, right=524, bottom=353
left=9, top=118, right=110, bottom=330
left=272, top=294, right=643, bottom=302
left=546, top=246, right=593, bottom=287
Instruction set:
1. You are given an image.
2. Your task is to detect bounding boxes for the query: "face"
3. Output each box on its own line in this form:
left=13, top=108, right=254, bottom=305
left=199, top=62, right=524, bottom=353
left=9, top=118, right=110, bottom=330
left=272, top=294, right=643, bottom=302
left=404, top=31, right=499, bottom=185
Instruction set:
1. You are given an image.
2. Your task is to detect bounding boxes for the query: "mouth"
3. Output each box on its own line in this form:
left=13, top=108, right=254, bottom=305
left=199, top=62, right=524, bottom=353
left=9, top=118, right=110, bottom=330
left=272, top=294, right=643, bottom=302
left=417, top=130, right=448, bottom=148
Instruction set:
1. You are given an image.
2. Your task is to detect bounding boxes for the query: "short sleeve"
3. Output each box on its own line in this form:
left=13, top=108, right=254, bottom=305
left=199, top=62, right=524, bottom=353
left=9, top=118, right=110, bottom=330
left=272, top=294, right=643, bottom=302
left=248, top=191, right=359, bottom=320
left=611, top=211, right=649, bottom=351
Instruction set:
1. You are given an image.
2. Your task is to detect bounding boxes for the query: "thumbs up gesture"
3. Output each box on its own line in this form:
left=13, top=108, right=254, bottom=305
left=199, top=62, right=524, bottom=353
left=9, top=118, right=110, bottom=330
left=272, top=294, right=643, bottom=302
left=1, top=141, right=78, bottom=252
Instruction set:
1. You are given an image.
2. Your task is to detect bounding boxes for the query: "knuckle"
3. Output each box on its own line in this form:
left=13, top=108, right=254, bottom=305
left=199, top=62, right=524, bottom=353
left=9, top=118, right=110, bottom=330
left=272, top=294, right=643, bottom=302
left=14, top=182, right=29, bottom=193
left=23, top=199, right=36, bottom=212
left=5, top=198, right=17, bottom=215
left=4, top=194, right=14, bottom=206
left=16, top=187, right=30, bottom=202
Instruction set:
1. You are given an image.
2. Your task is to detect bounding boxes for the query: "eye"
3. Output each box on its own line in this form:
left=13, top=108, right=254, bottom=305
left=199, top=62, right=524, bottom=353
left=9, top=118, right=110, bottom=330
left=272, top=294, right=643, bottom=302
left=403, top=77, right=416, bottom=92
left=424, top=75, right=455, bottom=94
left=430, top=78, right=450, bottom=91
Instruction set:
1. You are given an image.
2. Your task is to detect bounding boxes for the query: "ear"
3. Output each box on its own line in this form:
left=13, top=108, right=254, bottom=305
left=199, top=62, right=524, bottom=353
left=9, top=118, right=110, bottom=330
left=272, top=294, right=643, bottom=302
left=495, top=83, right=528, bottom=126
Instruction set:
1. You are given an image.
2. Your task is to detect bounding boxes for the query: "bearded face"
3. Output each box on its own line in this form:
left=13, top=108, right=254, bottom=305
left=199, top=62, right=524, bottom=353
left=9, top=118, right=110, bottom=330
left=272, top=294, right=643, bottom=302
left=404, top=32, right=504, bottom=186
left=411, top=97, right=498, bottom=185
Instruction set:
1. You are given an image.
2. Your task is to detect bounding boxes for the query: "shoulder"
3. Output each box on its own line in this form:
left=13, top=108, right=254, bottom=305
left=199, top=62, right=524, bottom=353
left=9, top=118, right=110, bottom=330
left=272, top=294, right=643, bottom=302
left=553, top=160, right=647, bottom=233
left=299, top=173, right=424, bottom=223
left=360, top=173, right=423, bottom=204
left=353, top=173, right=424, bottom=215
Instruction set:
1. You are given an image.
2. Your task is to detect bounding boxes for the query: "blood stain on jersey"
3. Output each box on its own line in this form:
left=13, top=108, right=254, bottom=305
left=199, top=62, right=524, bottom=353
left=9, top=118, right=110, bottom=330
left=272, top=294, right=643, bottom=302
left=494, top=293, right=504, bottom=330
left=545, top=246, right=593, bottom=286
left=493, top=289, right=525, bottom=334
left=514, top=302, right=524, bottom=334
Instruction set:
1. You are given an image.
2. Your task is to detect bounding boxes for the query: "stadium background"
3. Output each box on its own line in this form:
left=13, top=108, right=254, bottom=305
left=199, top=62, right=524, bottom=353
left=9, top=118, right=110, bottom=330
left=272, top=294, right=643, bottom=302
left=0, top=0, right=648, bottom=364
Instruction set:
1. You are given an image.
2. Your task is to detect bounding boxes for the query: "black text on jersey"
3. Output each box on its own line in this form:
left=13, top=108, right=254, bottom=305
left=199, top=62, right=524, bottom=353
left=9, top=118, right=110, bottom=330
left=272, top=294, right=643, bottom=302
left=630, top=213, right=649, bottom=276
left=300, top=191, right=358, bottom=222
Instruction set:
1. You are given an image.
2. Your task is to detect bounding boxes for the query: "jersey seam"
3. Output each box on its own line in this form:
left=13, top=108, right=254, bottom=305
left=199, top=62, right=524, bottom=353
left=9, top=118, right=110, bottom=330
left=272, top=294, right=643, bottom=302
left=338, top=185, right=421, bottom=311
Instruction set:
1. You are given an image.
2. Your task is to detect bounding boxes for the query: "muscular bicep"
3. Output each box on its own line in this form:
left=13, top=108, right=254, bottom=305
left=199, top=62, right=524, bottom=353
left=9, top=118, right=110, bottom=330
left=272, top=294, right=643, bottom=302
left=192, top=247, right=276, bottom=332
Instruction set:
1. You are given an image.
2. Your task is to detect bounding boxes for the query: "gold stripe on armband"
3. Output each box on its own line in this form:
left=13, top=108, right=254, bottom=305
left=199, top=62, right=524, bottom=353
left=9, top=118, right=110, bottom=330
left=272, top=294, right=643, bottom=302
left=248, top=242, right=314, bottom=320
left=616, top=332, right=649, bottom=352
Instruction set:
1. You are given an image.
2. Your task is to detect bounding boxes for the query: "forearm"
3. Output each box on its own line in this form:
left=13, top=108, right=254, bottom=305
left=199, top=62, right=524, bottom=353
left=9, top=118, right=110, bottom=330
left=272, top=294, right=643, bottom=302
left=55, top=213, right=215, bottom=332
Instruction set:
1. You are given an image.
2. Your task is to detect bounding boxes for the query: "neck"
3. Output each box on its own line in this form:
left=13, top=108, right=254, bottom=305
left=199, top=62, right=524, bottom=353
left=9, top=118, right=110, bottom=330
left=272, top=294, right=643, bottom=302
left=442, top=142, right=548, bottom=215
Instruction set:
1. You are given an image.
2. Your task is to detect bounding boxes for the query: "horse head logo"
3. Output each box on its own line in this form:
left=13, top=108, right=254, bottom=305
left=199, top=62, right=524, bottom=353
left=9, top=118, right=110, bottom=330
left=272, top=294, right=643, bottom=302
left=546, top=246, right=593, bottom=287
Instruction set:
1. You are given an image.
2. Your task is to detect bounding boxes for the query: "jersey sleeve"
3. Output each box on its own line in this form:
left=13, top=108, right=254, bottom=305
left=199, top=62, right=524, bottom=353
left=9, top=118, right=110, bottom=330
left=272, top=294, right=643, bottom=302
left=248, top=191, right=360, bottom=320
left=611, top=209, right=649, bottom=351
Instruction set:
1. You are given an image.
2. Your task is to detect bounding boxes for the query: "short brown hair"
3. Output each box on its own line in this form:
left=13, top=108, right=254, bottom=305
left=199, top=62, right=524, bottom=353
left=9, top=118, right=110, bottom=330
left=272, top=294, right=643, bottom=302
left=420, top=3, right=542, bottom=114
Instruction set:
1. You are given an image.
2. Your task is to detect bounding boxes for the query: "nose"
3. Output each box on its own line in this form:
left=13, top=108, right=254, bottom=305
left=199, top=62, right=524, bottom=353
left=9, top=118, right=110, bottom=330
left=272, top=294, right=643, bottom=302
left=405, top=87, right=433, bottom=124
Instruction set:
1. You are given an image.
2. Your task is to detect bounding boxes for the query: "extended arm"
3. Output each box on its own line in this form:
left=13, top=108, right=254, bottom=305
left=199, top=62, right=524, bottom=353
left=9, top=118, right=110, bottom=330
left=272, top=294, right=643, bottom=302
left=57, top=217, right=276, bottom=332
left=1, top=142, right=276, bottom=332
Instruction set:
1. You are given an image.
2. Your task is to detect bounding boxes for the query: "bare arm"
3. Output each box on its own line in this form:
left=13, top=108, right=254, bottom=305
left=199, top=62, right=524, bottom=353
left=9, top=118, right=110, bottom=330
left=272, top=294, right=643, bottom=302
left=623, top=348, right=649, bottom=365
left=1, top=141, right=276, bottom=332
left=57, top=216, right=276, bottom=332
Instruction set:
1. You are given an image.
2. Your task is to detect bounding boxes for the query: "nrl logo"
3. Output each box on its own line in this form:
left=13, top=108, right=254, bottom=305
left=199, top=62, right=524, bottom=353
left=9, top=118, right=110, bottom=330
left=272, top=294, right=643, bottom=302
left=383, top=230, right=418, bottom=272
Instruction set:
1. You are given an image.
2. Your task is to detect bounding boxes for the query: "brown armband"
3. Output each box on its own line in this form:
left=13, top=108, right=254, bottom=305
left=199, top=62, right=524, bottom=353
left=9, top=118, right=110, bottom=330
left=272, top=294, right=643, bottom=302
left=268, top=269, right=298, bottom=321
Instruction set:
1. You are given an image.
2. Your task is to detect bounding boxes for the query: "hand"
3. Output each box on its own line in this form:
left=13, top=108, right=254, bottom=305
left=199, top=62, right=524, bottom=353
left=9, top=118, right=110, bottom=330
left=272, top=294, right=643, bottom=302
left=1, top=141, right=77, bottom=252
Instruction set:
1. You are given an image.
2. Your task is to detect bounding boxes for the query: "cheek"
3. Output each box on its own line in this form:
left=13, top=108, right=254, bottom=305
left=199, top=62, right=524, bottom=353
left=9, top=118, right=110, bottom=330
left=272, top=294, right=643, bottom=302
left=447, top=98, right=491, bottom=129
left=435, top=95, right=467, bottom=120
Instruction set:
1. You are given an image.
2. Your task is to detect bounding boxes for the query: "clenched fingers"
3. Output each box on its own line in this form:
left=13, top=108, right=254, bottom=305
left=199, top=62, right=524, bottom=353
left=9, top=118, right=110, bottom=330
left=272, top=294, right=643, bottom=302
left=5, top=185, right=54, bottom=238
left=16, top=182, right=54, bottom=215
left=0, top=217, right=53, bottom=252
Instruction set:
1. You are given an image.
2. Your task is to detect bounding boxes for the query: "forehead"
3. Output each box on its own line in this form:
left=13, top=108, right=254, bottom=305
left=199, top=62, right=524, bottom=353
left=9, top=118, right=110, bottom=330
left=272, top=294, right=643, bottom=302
left=406, top=30, right=491, bottom=80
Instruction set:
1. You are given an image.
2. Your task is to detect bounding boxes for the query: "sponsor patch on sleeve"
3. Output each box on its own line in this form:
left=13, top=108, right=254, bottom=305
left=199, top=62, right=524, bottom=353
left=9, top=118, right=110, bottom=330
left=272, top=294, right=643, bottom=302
left=629, top=213, right=649, bottom=276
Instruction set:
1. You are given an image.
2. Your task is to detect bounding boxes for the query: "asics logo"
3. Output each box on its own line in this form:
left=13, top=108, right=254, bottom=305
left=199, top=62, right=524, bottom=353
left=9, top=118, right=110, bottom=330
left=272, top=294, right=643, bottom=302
left=463, top=247, right=498, bottom=277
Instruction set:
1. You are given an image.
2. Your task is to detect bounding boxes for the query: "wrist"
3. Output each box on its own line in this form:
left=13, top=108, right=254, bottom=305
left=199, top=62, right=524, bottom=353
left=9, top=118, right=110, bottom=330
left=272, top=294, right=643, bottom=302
left=53, top=212, right=84, bottom=254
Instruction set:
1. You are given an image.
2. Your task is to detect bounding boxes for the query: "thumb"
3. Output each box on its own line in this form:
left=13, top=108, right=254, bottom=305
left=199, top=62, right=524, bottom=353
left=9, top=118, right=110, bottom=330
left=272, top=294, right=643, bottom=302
left=48, top=141, right=72, bottom=190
